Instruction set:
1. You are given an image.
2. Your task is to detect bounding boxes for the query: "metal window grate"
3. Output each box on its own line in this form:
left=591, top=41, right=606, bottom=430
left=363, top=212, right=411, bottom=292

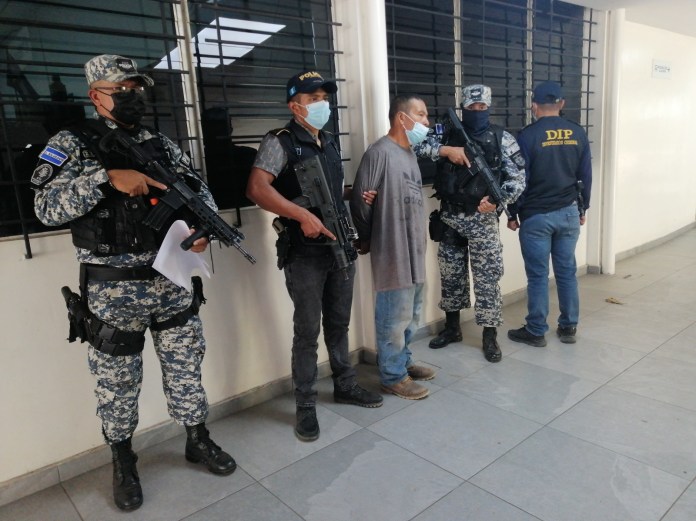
left=0, top=0, right=342, bottom=252
left=386, top=0, right=597, bottom=183
left=0, top=0, right=186, bottom=256
left=186, top=0, right=342, bottom=215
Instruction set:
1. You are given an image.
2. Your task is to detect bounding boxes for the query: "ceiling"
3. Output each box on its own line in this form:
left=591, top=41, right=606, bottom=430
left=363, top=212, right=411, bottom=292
left=565, top=0, right=696, bottom=38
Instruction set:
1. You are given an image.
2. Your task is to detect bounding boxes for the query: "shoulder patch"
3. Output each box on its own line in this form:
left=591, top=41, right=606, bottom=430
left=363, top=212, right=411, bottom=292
left=180, top=153, right=191, bottom=166
left=510, top=150, right=526, bottom=169
left=31, top=163, right=54, bottom=186
left=39, top=146, right=68, bottom=167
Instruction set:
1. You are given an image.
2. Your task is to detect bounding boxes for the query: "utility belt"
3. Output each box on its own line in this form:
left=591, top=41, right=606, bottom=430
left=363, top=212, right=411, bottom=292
left=60, top=264, right=206, bottom=356
left=441, top=199, right=479, bottom=217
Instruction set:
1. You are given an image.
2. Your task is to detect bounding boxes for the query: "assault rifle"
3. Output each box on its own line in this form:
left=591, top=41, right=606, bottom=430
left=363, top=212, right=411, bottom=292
left=99, top=129, right=255, bottom=264
left=292, top=155, right=358, bottom=277
left=446, top=107, right=512, bottom=219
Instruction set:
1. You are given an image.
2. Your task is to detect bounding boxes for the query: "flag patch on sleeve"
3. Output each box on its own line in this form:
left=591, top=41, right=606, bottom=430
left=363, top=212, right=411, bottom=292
left=39, top=146, right=68, bottom=167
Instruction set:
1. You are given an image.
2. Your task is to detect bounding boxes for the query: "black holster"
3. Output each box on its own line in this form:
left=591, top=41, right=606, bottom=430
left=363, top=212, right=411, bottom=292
left=61, top=285, right=145, bottom=356
left=59, top=264, right=207, bottom=356
left=429, top=209, right=447, bottom=242
left=272, top=217, right=294, bottom=269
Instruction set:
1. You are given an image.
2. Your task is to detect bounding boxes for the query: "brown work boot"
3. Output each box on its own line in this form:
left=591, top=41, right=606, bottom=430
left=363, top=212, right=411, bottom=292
left=407, top=364, right=436, bottom=381
left=381, top=377, right=429, bottom=400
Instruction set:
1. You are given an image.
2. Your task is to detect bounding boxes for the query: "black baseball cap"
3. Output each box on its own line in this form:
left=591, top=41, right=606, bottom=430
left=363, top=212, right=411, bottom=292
left=533, top=81, right=564, bottom=104
left=286, top=71, right=337, bottom=102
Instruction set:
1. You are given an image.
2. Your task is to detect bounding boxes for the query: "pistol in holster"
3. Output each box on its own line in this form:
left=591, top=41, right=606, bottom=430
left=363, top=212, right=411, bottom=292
left=272, top=217, right=294, bottom=270
left=61, top=286, right=92, bottom=343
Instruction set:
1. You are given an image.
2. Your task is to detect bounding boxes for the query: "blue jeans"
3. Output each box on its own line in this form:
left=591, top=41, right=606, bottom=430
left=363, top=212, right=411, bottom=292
left=375, top=284, right=424, bottom=386
left=519, top=204, right=581, bottom=336
left=284, top=255, right=357, bottom=406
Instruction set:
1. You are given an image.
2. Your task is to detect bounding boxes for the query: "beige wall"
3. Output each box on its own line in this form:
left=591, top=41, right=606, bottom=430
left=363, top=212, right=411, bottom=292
left=613, top=21, right=696, bottom=253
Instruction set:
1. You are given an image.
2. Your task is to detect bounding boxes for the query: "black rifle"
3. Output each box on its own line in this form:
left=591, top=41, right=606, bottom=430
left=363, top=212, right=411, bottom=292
left=576, top=180, right=586, bottom=218
left=446, top=107, right=512, bottom=219
left=291, top=155, right=358, bottom=277
left=99, top=129, right=256, bottom=264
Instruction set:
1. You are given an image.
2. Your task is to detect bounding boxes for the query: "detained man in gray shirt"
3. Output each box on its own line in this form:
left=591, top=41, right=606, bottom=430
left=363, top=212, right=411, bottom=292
left=350, top=94, right=437, bottom=400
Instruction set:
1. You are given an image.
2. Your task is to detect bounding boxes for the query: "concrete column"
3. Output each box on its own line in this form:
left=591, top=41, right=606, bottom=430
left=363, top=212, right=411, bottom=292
left=600, top=8, right=625, bottom=274
left=333, top=0, right=391, bottom=355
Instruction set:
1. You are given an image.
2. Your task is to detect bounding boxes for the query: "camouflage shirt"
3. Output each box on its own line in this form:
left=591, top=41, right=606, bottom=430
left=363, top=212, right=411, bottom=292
left=33, top=114, right=217, bottom=267
left=412, top=130, right=444, bottom=162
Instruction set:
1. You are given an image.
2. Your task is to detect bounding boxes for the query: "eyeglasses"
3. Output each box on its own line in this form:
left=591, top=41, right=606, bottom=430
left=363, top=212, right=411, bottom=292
left=94, top=86, right=146, bottom=95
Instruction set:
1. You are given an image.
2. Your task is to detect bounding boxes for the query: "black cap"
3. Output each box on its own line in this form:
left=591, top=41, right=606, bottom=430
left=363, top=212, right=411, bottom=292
left=533, top=81, right=564, bottom=104
left=286, top=71, right=337, bottom=102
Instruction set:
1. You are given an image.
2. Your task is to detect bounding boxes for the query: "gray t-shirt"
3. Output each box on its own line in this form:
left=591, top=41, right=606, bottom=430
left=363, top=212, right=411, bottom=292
left=350, top=136, right=426, bottom=292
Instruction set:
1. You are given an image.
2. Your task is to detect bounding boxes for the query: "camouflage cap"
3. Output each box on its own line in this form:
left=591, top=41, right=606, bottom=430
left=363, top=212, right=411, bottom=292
left=84, top=54, right=154, bottom=87
left=461, top=84, right=492, bottom=108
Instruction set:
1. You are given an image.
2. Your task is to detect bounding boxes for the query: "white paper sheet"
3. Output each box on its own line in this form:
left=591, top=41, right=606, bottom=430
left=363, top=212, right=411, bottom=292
left=153, top=220, right=211, bottom=291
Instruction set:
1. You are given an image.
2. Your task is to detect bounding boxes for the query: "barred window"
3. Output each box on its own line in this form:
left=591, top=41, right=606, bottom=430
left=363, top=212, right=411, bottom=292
left=0, top=0, right=185, bottom=254
left=185, top=0, right=341, bottom=217
left=386, top=0, right=596, bottom=182
left=0, top=0, right=341, bottom=253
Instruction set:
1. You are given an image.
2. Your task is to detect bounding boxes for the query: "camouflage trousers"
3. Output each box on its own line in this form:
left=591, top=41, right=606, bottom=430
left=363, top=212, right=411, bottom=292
left=86, top=276, right=208, bottom=444
left=438, top=210, right=504, bottom=327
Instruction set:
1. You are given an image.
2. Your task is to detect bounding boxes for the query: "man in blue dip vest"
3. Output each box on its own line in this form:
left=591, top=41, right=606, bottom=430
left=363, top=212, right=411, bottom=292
left=247, top=71, right=383, bottom=443
left=507, top=80, right=592, bottom=347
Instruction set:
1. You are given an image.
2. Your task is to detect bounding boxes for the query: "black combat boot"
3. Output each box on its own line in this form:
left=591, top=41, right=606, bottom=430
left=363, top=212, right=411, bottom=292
left=295, top=405, right=320, bottom=441
left=185, top=423, right=237, bottom=475
left=111, top=438, right=143, bottom=511
left=482, top=326, right=502, bottom=363
left=429, top=311, right=462, bottom=349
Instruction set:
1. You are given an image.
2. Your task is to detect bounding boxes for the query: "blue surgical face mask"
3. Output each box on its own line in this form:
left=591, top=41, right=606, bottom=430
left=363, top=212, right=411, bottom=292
left=301, top=100, right=331, bottom=129
left=401, top=112, right=429, bottom=146
left=461, top=108, right=490, bottom=134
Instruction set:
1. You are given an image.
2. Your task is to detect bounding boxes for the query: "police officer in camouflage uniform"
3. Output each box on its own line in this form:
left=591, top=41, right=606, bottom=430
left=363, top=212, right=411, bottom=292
left=420, top=85, right=525, bottom=362
left=33, top=55, right=236, bottom=512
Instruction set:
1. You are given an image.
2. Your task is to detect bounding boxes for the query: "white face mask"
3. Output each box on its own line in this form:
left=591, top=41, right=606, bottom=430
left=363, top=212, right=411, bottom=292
left=300, top=100, right=331, bottom=129
left=401, top=112, right=429, bottom=146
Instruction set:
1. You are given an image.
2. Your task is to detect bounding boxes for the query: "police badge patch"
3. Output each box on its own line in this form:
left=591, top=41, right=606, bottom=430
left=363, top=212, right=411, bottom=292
left=31, top=163, right=54, bottom=186
left=116, top=58, right=135, bottom=72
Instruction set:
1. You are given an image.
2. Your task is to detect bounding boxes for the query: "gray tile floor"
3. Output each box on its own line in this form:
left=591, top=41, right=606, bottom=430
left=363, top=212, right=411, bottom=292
left=3, top=228, right=696, bottom=521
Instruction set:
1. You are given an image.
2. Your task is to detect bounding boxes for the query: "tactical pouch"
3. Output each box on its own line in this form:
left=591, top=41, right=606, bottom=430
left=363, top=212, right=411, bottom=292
left=441, top=226, right=469, bottom=248
left=429, top=209, right=447, bottom=242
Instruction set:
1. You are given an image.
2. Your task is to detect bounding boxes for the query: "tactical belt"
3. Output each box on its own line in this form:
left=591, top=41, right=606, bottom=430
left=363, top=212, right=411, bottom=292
left=78, top=263, right=205, bottom=356
left=82, top=264, right=158, bottom=281
left=441, top=199, right=478, bottom=216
